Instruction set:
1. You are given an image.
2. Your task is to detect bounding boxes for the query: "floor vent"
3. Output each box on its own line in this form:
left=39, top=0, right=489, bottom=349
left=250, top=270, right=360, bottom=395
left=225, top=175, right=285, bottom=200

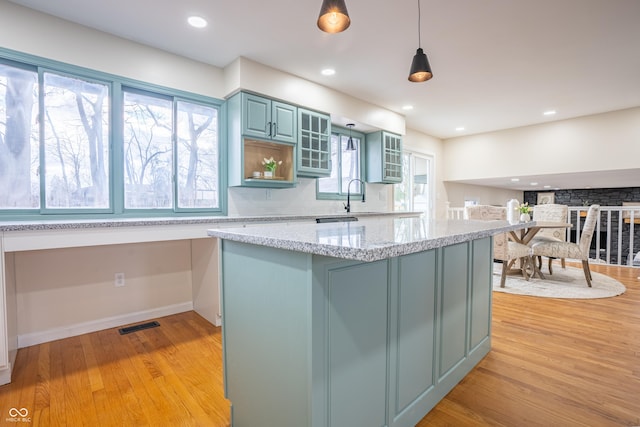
left=118, top=321, right=160, bottom=335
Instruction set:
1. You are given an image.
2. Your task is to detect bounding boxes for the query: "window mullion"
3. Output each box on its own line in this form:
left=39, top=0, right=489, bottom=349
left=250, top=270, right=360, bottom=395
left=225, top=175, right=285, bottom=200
left=111, top=82, right=124, bottom=214
left=38, top=69, right=46, bottom=212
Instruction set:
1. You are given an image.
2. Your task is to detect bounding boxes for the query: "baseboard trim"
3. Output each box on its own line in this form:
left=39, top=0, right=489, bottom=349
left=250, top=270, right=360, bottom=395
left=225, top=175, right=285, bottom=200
left=17, top=302, right=194, bottom=348
left=0, top=350, right=17, bottom=386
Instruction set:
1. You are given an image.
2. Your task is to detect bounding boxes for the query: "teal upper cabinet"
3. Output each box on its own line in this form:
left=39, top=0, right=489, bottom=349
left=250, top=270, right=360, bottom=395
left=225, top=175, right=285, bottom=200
left=227, top=92, right=297, bottom=188
left=297, top=108, right=331, bottom=177
left=242, top=92, right=297, bottom=144
left=366, top=131, right=403, bottom=183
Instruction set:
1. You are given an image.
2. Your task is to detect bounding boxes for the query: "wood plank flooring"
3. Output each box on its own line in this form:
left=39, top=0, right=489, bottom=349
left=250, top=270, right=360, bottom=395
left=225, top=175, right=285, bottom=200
left=0, top=263, right=638, bottom=426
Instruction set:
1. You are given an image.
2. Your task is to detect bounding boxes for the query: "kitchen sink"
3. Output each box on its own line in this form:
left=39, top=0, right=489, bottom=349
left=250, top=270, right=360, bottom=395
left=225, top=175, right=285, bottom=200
left=315, top=216, right=358, bottom=223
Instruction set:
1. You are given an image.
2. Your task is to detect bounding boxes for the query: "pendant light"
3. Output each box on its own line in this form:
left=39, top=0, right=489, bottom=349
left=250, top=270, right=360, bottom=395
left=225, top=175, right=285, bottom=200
left=408, top=0, right=433, bottom=82
left=317, top=0, right=351, bottom=33
left=345, top=123, right=356, bottom=151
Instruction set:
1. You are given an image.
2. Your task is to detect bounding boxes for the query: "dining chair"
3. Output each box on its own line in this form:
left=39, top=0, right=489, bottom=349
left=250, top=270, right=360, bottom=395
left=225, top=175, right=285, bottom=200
left=531, top=203, right=569, bottom=273
left=531, top=204, right=600, bottom=287
left=464, top=205, right=534, bottom=287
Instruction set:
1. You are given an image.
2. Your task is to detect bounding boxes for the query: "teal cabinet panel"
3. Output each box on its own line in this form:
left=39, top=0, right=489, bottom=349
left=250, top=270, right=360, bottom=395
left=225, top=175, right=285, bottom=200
left=227, top=92, right=298, bottom=187
left=272, top=100, right=297, bottom=142
left=239, top=92, right=296, bottom=143
left=221, top=241, right=311, bottom=427
left=470, top=238, right=492, bottom=351
left=298, top=108, right=331, bottom=177
left=366, top=131, right=403, bottom=183
left=243, top=93, right=271, bottom=138
left=325, top=261, right=389, bottom=427
left=392, top=250, right=437, bottom=420
left=439, top=242, right=469, bottom=378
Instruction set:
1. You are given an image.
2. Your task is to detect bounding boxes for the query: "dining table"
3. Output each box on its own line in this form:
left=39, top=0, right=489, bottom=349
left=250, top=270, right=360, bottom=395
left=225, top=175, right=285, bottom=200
left=507, top=221, right=573, bottom=279
left=508, top=221, right=572, bottom=245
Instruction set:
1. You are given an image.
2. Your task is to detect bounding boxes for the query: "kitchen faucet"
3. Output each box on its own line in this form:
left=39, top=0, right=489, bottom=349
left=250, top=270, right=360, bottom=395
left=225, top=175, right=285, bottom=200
left=344, top=178, right=365, bottom=213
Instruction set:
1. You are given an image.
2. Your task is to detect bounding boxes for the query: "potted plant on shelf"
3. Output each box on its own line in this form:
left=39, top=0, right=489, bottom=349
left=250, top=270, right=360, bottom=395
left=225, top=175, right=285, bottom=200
left=262, top=157, right=282, bottom=178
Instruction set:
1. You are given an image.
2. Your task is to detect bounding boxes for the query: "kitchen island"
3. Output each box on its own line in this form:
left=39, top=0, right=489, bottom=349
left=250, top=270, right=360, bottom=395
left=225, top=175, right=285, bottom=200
left=208, top=216, right=527, bottom=427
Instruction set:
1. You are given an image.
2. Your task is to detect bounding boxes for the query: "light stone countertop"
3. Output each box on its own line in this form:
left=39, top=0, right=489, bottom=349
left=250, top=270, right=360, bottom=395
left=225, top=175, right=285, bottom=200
left=0, top=211, right=417, bottom=232
left=208, top=216, right=531, bottom=262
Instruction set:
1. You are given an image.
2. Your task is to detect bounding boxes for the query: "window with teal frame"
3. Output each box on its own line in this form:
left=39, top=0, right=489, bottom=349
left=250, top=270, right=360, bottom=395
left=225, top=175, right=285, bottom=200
left=0, top=49, right=225, bottom=219
left=317, top=126, right=365, bottom=199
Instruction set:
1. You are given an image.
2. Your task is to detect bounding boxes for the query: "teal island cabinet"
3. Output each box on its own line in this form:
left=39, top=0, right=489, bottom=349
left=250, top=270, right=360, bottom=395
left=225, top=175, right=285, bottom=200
left=208, top=217, right=527, bottom=427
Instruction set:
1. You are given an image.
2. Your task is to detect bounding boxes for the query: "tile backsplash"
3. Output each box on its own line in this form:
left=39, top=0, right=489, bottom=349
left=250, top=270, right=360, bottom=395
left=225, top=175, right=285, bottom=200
left=228, top=177, right=391, bottom=216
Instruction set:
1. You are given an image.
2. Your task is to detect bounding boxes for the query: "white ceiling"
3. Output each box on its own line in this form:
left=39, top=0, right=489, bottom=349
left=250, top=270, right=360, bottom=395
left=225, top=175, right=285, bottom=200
left=453, top=169, right=640, bottom=192
left=8, top=0, right=640, bottom=190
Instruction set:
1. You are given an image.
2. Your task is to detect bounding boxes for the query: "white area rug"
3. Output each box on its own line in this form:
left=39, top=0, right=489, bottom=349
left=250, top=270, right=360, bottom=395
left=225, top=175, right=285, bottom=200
left=492, top=263, right=626, bottom=299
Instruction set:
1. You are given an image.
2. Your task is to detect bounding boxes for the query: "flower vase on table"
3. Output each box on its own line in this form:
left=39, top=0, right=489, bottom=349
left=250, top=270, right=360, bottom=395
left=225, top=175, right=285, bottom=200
left=518, top=202, right=532, bottom=222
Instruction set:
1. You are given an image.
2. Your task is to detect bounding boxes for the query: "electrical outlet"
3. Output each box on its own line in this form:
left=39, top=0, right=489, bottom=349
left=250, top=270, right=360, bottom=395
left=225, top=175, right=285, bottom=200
left=114, top=272, right=125, bottom=287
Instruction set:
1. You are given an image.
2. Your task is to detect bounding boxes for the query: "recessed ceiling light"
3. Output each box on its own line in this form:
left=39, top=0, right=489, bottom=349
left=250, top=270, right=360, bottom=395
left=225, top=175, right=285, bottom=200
left=511, top=178, right=520, bottom=182
left=530, top=182, right=538, bottom=186
left=402, top=105, right=414, bottom=111
left=543, top=110, right=556, bottom=116
left=188, top=16, right=208, bottom=28
left=543, top=185, right=551, bottom=189
left=455, top=126, right=465, bottom=131
left=321, top=68, right=335, bottom=76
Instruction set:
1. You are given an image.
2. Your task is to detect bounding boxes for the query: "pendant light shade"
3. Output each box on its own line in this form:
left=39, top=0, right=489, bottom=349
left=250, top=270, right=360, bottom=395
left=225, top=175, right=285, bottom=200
left=345, top=123, right=356, bottom=151
left=409, top=48, right=433, bottom=82
left=408, top=0, right=433, bottom=82
left=317, top=0, right=351, bottom=33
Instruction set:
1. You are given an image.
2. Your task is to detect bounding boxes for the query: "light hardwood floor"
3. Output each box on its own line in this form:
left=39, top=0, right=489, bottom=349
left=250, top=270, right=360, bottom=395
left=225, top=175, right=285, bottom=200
left=0, top=263, right=638, bottom=426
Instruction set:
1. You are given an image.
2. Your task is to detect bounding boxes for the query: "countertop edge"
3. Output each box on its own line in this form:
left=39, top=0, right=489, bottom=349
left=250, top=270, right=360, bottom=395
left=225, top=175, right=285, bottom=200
left=208, top=220, right=531, bottom=262
left=0, top=211, right=420, bottom=233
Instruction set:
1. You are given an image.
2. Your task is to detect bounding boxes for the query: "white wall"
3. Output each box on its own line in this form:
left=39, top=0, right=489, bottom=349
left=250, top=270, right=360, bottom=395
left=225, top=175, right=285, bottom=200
left=444, top=182, right=523, bottom=209
left=226, top=57, right=405, bottom=135
left=14, top=241, right=193, bottom=337
left=0, top=1, right=226, bottom=99
left=443, top=107, right=640, bottom=182
left=228, top=178, right=389, bottom=216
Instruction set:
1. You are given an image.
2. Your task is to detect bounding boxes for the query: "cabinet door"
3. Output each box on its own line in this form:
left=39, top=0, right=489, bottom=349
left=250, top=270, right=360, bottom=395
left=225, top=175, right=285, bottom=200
left=242, top=93, right=271, bottom=139
left=383, top=133, right=403, bottom=183
left=322, top=260, right=389, bottom=427
left=439, top=242, right=469, bottom=379
left=271, top=101, right=297, bottom=143
left=469, top=237, right=492, bottom=352
left=297, top=109, right=331, bottom=177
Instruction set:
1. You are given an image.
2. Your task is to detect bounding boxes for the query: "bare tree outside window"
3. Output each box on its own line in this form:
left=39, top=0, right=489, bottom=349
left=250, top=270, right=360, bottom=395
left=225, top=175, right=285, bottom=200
left=176, top=101, right=219, bottom=209
left=43, top=72, right=109, bottom=208
left=123, top=91, right=173, bottom=209
left=1, top=56, right=222, bottom=216
left=0, top=63, right=39, bottom=209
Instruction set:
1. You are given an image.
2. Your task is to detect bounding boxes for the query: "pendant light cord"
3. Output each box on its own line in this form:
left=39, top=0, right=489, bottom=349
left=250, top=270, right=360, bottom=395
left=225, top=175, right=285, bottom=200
left=417, top=0, right=422, bottom=48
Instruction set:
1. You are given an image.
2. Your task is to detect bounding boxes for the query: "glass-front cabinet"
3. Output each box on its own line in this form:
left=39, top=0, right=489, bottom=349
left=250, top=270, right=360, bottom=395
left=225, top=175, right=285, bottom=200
left=366, top=131, right=403, bottom=183
left=227, top=91, right=297, bottom=187
left=297, top=108, right=331, bottom=177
